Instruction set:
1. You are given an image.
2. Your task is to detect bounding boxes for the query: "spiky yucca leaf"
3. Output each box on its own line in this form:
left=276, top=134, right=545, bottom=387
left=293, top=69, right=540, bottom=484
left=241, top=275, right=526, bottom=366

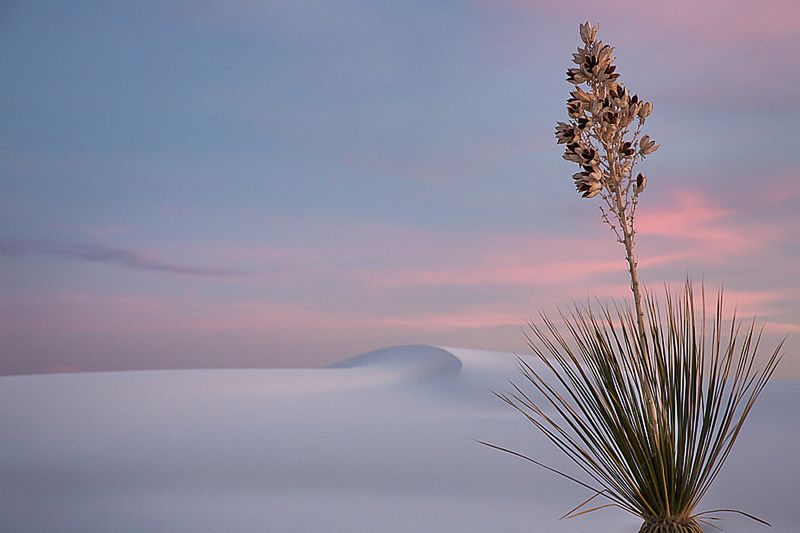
left=485, top=282, right=783, bottom=531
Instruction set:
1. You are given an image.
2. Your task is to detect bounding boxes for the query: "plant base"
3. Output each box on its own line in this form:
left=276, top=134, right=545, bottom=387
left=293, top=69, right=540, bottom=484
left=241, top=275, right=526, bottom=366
left=639, top=516, right=702, bottom=533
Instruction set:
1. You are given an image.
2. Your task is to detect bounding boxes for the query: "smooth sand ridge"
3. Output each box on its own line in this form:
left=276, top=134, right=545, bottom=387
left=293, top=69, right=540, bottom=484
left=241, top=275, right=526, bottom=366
left=330, top=344, right=464, bottom=381
left=1, top=346, right=797, bottom=532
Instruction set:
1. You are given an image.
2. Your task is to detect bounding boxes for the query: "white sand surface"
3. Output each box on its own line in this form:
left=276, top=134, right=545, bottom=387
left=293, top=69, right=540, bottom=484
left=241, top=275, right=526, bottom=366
left=1, top=345, right=797, bottom=532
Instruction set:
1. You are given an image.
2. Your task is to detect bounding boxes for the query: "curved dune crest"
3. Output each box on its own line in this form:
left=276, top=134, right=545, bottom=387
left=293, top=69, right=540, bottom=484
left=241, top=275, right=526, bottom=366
left=329, top=344, right=463, bottom=381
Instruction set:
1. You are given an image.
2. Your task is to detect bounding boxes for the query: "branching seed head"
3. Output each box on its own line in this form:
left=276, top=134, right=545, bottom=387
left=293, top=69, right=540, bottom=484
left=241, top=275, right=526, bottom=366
left=555, top=22, right=658, bottom=207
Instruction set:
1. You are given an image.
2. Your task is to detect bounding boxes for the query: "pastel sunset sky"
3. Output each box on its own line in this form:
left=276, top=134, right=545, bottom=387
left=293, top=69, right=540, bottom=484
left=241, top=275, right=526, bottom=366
left=2, top=1, right=798, bottom=375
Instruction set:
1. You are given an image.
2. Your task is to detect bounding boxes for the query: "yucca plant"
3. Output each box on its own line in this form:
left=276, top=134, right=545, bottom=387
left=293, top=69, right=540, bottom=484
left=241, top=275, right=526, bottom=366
left=483, top=22, right=785, bottom=532
left=485, top=284, right=782, bottom=531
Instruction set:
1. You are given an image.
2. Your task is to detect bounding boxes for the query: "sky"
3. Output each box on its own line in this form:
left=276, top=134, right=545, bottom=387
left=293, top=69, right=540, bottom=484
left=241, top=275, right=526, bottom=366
left=1, top=0, right=799, bottom=376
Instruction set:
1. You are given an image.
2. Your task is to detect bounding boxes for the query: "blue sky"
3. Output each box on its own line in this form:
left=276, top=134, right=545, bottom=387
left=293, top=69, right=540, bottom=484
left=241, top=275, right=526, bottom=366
left=2, top=0, right=799, bottom=375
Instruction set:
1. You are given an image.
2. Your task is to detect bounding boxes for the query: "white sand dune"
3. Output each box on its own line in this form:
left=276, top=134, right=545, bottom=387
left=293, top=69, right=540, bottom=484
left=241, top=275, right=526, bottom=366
left=330, top=344, right=463, bottom=383
left=1, top=345, right=798, bottom=532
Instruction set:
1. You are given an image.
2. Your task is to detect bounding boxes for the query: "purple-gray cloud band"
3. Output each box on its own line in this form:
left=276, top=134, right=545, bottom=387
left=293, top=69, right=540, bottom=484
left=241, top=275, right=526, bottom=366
left=0, top=239, right=239, bottom=278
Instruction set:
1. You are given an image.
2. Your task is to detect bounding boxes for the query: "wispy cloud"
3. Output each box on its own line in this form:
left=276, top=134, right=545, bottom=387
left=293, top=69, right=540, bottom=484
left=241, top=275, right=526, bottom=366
left=0, top=239, right=240, bottom=277
left=637, top=189, right=779, bottom=257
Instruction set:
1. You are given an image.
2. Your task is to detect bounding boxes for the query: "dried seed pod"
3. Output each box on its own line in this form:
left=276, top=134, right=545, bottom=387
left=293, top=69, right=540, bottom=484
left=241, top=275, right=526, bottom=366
left=555, top=122, right=579, bottom=144
left=639, top=134, right=659, bottom=156
left=570, top=86, right=592, bottom=104
left=620, top=142, right=635, bottom=157
left=579, top=21, right=598, bottom=44
left=638, top=101, right=653, bottom=121
left=635, top=172, right=647, bottom=193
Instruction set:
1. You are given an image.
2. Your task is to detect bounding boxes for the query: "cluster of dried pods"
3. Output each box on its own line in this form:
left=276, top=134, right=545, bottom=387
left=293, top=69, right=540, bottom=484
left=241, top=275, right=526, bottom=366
left=555, top=21, right=658, bottom=204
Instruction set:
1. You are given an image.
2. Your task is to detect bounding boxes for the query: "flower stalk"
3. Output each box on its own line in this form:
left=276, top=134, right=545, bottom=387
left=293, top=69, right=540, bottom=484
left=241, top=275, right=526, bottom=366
left=556, top=21, right=658, bottom=349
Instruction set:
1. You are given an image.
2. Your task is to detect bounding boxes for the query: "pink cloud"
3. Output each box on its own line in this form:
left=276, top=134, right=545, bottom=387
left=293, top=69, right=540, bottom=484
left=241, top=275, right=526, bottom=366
left=720, top=289, right=793, bottom=317
left=177, top=187, right=789, bottom=301
left=355, top=189, right=774, bottom=291
left=637, top=188, right=781, bottom=258
left=764, top=321, right=800, bottom=334
left=367, top=252, right=688, bottom=289
left=664, top=287, right=796, bottom=321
